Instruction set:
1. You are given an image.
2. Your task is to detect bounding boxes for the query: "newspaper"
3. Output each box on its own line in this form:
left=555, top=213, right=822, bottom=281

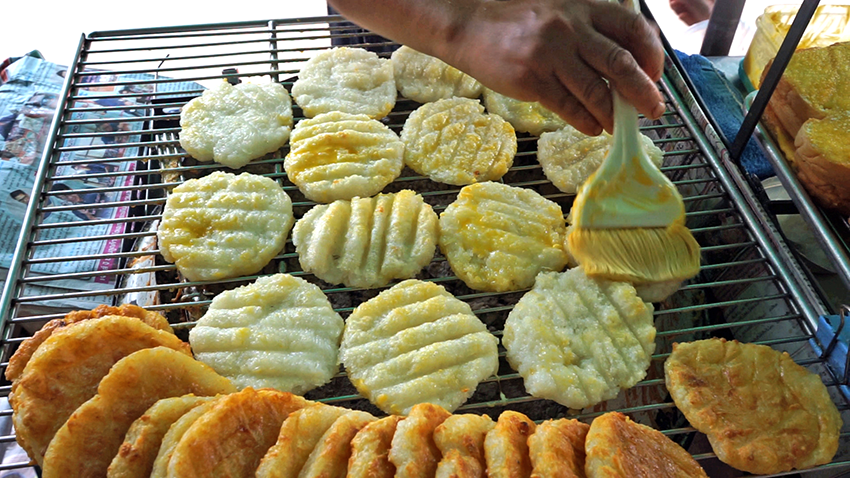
left=0, top=53, right=202, bottom=311
left=0, top=53, right=208, bottom=476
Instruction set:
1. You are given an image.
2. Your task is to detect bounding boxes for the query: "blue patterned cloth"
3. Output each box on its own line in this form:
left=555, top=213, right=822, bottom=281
left=674, top=51, right=774, bottom=179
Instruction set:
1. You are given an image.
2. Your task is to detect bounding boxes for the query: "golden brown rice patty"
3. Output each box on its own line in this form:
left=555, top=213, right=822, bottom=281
left=664, top=338, right=842, bottom=474
left=10, top=316, right=190, bottom=467
left=484, top=411, right=537, bottom=478
left=164, top=388, right=309, bottom=478
left=41, top=347, right=234, bottom=478
left=584, top=412, right=708, bottom=477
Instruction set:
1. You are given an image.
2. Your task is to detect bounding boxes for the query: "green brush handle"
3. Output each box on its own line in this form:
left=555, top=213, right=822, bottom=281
left=593, top=91, right=638, bottom=181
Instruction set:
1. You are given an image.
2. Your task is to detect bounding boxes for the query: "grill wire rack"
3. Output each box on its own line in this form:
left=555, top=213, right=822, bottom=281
left=1, top=13, right=849, bottom=477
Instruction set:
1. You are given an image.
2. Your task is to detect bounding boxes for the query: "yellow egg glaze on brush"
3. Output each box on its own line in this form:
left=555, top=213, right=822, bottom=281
left=568, top=221, right=700, bottom=284
left=567, top=54, right=700, bottom=300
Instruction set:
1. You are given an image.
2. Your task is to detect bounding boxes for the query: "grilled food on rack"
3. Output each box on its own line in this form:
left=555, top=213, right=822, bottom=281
left=188, top=273, right=345, bottom=395
left=292, top=46, right=397, bottom=119
left=284, top=111, right=404, bottom=203
left=348, top=415, right=403, bottom=478
left=503, top=268, right=656, bottom=410
left=438, top=181, right=569, bottom=292
left=256, top=403, right=350, bottom=478
left=5, top=304, right=172, bottom=384
left=151, top=398, right=224, bottom=478
left=388, top=403, right=452, bottom=478
left=41, top=347, right=235, bottom=478
left=528, top=418, right=590, bottom=478
left=664, top=338, right=842, bottom=474
left=291, top=190, right=438, bottom=288
left=482, top=88, right=567, bottom=137
left=179, top=80, right=294, bottom=169
left=433, top=413, right=494, bottom=478
left=107, top=395, right=215, bottom=478
left=160, top=387, right=308, bottom=478
left=536, top=125, right=663, bottom=195
left=391, top=45, right=483, bottom=103
left=9, top=314, right=191, bottom=467
left=157, top=171, right=294, bottom=282
left=484, top=410, right=536, bottom=478
left=340, top=279, right=498, bottom=415
left=293, top=410, right=376, bottom=478
left=400, top=97, right=517, bottom=185
left=584, top=412, right=709, bottom=477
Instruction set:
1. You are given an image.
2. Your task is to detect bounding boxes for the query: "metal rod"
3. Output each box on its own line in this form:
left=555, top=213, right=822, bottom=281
left=662, top=70, right=825, bottom=327
left=0, top=34, right=87, bottom=333
left=730, top=0, right=821, bottom=161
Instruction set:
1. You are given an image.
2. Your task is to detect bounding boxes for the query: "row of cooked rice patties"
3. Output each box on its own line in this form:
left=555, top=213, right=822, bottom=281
left=157, top=168, right=685, bottom=308
left=179, top=267, right=659, bottom=418
left=179, top=45, right=565, bottom=167
left=0, top=299, right=705, bottom=478
left=8, top=301, right=840, bottom=476
left=115, top=399, right=712, bottom=478
left=6, top=302, right=842, bottom=477
left=171, top=44, right=671, bottom=292
left=129, top=262, right=653, bottom=418
left=179, top=44, right=664, bottom=194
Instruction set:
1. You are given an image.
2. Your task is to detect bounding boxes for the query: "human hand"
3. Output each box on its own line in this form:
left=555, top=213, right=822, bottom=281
left=442, top=0, right=665, bottom=135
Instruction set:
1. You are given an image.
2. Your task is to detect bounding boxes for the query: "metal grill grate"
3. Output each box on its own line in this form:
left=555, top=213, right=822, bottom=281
left=0, top=14, right=848, bottom=476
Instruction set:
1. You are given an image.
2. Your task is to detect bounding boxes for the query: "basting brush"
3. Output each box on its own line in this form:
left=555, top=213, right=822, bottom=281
left=567, top=41, right=700, bottom=296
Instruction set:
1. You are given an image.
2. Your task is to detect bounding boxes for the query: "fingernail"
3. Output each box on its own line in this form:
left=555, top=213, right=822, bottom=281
left=652, top=102, right=667, bottom=118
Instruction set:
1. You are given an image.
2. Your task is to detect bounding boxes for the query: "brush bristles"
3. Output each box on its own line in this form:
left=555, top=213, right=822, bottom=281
left=568, top=222, right=701, bottom=284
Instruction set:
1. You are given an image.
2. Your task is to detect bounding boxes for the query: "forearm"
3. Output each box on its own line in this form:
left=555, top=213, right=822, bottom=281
left=326, top=0, right=479, bottom=60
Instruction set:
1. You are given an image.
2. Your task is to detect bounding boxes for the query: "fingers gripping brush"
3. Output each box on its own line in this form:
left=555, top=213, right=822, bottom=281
left=567, top=42, right=700, bottom=296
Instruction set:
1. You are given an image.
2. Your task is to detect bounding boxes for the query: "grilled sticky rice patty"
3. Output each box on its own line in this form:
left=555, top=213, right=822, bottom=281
left=391, top=45, right=482, bottom=103
left=107, top=395, right=215, bottom=478
left=179, top=80, right=293, bottom=169
left=284, top=111, right=404, bottom=203
left=584, top=412, right=709, bottom=477
left=292, top=190, right=438, bottom=288
left=157, top=171, right=293, bottom=282
left=401, top=97, right=516, bottom=186
left=503, top=267, right=655, bottom=410
left=482, top=88, right=566, bottom=137
left=163, top=388, right=309, bottom=478
left=41, top=347, right=235, bottom=478
left=433, top=413, right=494, bottom=478
left=340, top=279, right=498, bottom=415
left=438, top=181, right=568, bottom=292
left=292, top=46, right=396, bottom=119
left=664, top=338, right=842, bottom=474
left=189, top=273, right=344, bottom=395
left=537, top=125, right=663, bottom=194
left=347, top=415, right=403, bottom=478
left=388, top=403, right=452, bottom=478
